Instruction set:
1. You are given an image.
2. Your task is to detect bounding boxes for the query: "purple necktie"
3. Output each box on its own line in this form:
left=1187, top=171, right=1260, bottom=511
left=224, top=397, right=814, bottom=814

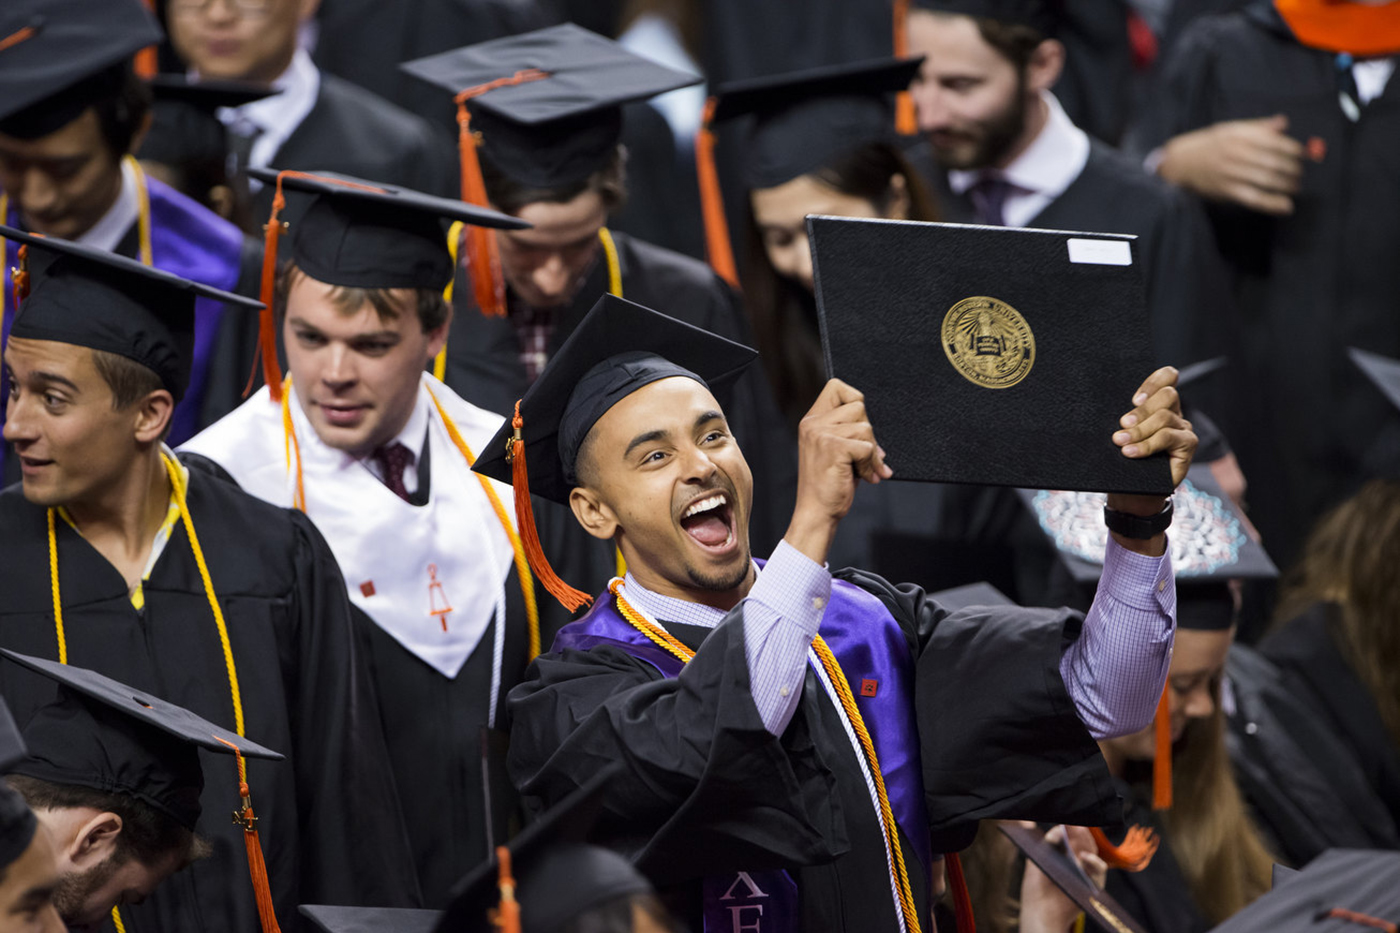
left=969, top=175, right=1013, bottom=226
left=372, top=442, right=414, bottom=502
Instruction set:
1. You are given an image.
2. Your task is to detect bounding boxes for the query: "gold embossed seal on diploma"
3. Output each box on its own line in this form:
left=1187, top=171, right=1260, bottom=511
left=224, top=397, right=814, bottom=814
left=941, top=295, right=1037, bottom=389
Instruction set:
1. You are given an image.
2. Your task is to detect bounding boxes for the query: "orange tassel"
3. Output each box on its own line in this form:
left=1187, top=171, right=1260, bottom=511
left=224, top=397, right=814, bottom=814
left=892, top=0, right=919, bottom=136
left=1090, top=825, right=1160, bottom=873
left=509, top=401, right=593, bottom=613
left=450, top=69, right=551, bottom=319
left=946, top=852, right=976, bottom=933
left=238, top=791, right=282, bottom=933
left=0, top=25, right=37, bottom=53
left=1152, top=684, right=1173, bottom=810
left=134, top=0, right=158, bottom=77
left=12, top=244, right=29, bottom=309
left=491, top=845, right=522, bottom=933
left=694, top=97, right=739, bottom=289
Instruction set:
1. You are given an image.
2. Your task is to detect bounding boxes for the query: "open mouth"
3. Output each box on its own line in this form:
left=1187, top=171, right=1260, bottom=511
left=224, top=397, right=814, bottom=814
left=18, top=456, right=53, bottom=473
left=679, top=492, right=735, bottom=551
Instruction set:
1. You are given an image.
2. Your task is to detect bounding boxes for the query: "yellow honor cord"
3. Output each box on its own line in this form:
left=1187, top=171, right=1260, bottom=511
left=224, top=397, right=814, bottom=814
left=598, top=226, right=622, bottom=298
left=125, top=156, right=154, bottom=267
left=434, top=222, right=467, bottom=381
left=609, top=582, right=923, bottom=933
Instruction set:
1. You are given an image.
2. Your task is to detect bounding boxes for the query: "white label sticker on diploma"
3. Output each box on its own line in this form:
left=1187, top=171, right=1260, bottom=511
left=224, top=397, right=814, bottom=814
left=1067, top=238, right=1132, bottom=266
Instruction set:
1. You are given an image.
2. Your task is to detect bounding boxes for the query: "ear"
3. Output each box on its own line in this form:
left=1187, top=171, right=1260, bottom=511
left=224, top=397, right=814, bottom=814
left=886, top=173, right=911, bottom=221
left=70, top=812, right=122, bottom=870
left=206, top=184, right=236, bottom=221
left=569, top=486, right=619, bottom=542
left=425, top=307, right=453, bottom=361
left=133, top=389, right=175, bottom=445
left=1025, top=38, right=1065, bottom=95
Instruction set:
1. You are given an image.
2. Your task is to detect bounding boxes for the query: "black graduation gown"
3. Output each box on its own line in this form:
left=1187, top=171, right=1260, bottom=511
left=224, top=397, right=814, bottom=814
left=1103, top=778, right=1212, bottom=933
left=506, top=569, right=1118, bottom=932
left=0, top=476, right=422, bottom=933
left=1135, top=2, right=1400, bottom=566
left=441, top=230, right=798, bottom=597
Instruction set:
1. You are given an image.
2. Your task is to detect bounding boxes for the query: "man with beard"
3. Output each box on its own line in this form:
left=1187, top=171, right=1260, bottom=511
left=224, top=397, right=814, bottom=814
left=471, top=294, right=1195, bottom=933
left=905, top=0, right=1229, bottom=373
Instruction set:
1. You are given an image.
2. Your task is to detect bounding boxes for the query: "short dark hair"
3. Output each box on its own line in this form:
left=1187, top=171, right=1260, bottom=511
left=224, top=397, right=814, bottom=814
left=6, top=775, right=205, bottom=868
left=973, top=17, right=1049, bottom=71
left=94, top=65, right=154, bottom=158
left=277, top=262, right=451, bottom=333
left=479, top=145, right=629, bottom=217
left=0, top=63, right=150, bottom=155
left=90, top=348, right=165, bottom=411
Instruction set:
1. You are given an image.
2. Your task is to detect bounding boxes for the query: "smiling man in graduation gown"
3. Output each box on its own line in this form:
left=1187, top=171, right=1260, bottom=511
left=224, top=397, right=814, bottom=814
left=0, top=232, right=420, bottom=932
left=0, top=0, right=263, bottom=456
left=472, top=295, right=1196, bottom=932
left=401, top=25, right=798, bottom=570
left=180, top=170, right=546, bottom=906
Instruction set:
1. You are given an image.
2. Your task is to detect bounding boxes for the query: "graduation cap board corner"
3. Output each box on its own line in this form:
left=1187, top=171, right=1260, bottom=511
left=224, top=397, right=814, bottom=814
left=808, top=216, right=1173, bottom=496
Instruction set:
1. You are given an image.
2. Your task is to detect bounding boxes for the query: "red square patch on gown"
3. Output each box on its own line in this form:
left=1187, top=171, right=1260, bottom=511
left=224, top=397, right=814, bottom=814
left=359, top=581, right=376, bottom=598
left=860, top=679, right=878, bottom=697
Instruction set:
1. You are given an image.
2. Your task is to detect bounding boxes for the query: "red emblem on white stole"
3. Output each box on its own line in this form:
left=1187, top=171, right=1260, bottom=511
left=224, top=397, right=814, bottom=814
left=427, top=564, right=454, bottom=631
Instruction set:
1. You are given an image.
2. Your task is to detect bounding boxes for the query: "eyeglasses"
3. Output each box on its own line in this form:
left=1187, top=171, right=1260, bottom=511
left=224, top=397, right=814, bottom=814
left=168, top=0, right=278, bottom=16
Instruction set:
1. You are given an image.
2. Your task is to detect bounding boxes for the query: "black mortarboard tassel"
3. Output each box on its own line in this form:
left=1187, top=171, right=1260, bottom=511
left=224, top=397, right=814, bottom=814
left=0, top=0, right=162, bottom=139
left=0, top=226, right=263, bottom=402
left=471, top=294, right=756, bottom=610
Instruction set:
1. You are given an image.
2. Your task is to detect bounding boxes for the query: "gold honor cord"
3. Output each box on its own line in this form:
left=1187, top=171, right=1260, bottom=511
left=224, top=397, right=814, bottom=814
left=608, top=580, right=923, bottom=933
left=278, top=377, right=542, bottom=660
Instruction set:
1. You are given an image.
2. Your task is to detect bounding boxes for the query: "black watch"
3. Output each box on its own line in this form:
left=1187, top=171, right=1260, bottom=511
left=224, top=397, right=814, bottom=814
left=1103, top=498, right=1174, bottom=539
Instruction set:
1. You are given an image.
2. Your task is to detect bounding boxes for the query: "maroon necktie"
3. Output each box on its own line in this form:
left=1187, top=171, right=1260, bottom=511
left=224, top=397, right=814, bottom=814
left=372, top=442, right=414, bottom=502
left=969, top=175, right=1013, bottom=227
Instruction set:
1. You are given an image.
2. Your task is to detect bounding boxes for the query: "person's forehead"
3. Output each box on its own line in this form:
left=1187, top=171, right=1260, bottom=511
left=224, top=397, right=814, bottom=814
left=285, top=274, right=420, bottom=334
left=1170, top=627, right=1234, bottom=672
left=4, top=337, right=99, bottom=376
left=909, top=13, right=1006, bottom=69
left=0, top=110, right=104, bottom=159
left=593, top=376, right=724, bottom=438
left=503, top=191, right=609, bottom=247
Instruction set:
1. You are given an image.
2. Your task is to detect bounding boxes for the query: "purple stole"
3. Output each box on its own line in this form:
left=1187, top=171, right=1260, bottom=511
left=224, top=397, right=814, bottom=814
left=552, top=567, right=931, bottom=932
left=1, top=176, right=244, bottom=463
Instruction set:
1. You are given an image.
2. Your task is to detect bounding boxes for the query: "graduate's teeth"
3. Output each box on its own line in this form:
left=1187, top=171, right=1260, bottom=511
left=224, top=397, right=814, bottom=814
left=682, top=494, right=727, bottom=519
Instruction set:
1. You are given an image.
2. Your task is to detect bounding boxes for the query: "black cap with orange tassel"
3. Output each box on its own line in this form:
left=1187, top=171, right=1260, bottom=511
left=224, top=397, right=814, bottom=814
left=470, top=294, right=758, bottom=611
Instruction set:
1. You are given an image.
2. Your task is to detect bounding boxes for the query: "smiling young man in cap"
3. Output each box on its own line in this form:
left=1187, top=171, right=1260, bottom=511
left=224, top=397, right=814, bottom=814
left=472, top=294, right=1196, bottom=933
left=0, top=0, right=263, bottom=453
left=180, top=169, right=554, bottom=906
left=0, top=233, right=419, bottom=932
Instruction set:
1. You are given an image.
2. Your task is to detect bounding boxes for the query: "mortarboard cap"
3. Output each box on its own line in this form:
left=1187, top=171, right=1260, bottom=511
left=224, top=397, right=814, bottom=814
left=137, top=76, right=275, bottom=173
left=1205, top=849, right=1400, bottom=933
left=1, top=650, right=283, bottom=831
left=247, top=167, right=529, bottom=292
left=299, top=906, right=440, bottom=933
left=471, top=294, right=757, bottom=610
left=711, top=57, right=925, bottom=190
left=999, top=824, right=1149, bottom=933
left=0, top=0, right=162, bottom=140
left=435, top=765, right=654, bottom=933
left=910, top=0, right=1062, bottom=37
left=0, top=697, right=37, bottom=872
left=930, top=581, right=1016, bottom=612
left=0, top=225, right=264, bottom=401
left=809, top=215, right=1174, bottom=495
left=401, top=23, right=701, bottom=191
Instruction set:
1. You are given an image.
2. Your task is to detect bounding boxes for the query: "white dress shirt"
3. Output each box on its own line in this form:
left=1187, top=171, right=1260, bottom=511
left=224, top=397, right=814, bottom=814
left=77, top=157, right=140, bottom=252
left=215, top=47, right=321, bottom=177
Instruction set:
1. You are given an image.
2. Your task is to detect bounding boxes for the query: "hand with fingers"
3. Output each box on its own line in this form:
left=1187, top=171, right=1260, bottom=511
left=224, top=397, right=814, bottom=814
left=1017, top=823, right=1109, bottom=933
left=1108, top=366, right=1198, bottom=555
left=1156, top=114, right=1305, bottom=216
left=784, top=378, right=893, bottom=565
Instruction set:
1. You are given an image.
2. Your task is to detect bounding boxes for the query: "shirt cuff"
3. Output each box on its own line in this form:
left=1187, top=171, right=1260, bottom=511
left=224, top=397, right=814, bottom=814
left=745, top=540, right=832, bottom=638
left=1099, top=536, right=1176, bottom=618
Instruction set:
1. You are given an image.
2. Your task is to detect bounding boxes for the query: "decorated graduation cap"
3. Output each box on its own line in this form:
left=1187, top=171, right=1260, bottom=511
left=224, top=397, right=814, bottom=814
left=472, top=294, right=758, bottom=610
left=1205, top=849, right=1400, bottom=933
left=0, top=225, right=264, bottom=402
left=434, top=764, right=654, bottom=933
left=0, top=698, right=37, bottom=873
left=0, top=0, right=162, bottom=139
left=400, top=23, right=700, bottom=317
left=2, top=650, right=283, bottom=830
left=908, top=0, right=1062, bottom=36
left=694, top=57, right=924, bottom=287
left=137, top=76, right=275, bottom=176
left=244, top=168, right=529, bottom=402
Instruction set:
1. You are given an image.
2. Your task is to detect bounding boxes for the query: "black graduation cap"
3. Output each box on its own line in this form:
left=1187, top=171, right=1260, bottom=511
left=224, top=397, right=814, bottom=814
left=1205, top=849, right=1400, bottom=933
left=298, top=906, right=440, bottom=933
left=138, top=76, right=275, bottom=173
left=399, top=22, right=701, bottom=191
left=1, top=650, right=283, bottom=831
left=246, top=167, right=530, bottom=291
left=712, top=57, right=925, bottom=190
left=0, top=697, right=37, bottom=872
left=809, top=215, right=1174, bottom=495
left=435, top=765, right=652, bottom=933
left=999, top=823, right=1149, bottom=933
left=0, top=225, right=264, bottom=401
left=930, top=581, right=1016, bottom=612
left=910, top=0, right=1062, bottom=37
left=0, top=0, right=162, bottom=140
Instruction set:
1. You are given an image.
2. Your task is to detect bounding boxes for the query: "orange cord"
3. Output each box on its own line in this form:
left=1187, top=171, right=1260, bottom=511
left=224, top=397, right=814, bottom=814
left=508, top=401, right=592, bottom=612
left=451, top=70, right=551, bottom=318
left=1090, top=825, right=1160, bottom=872
left=694, top=97, right=740, bottom=289
left=892, top=0, right=918, bottom=135
left=1152, top=684, right=1173, bottom=810
left=0, top=25, right=36, bottom=53
left=1321, top=908, right=1399, bottom=933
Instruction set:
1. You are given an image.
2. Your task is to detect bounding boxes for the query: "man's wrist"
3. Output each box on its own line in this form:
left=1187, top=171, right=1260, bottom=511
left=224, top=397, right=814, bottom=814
left=783, top=508, right=839, bottom=567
